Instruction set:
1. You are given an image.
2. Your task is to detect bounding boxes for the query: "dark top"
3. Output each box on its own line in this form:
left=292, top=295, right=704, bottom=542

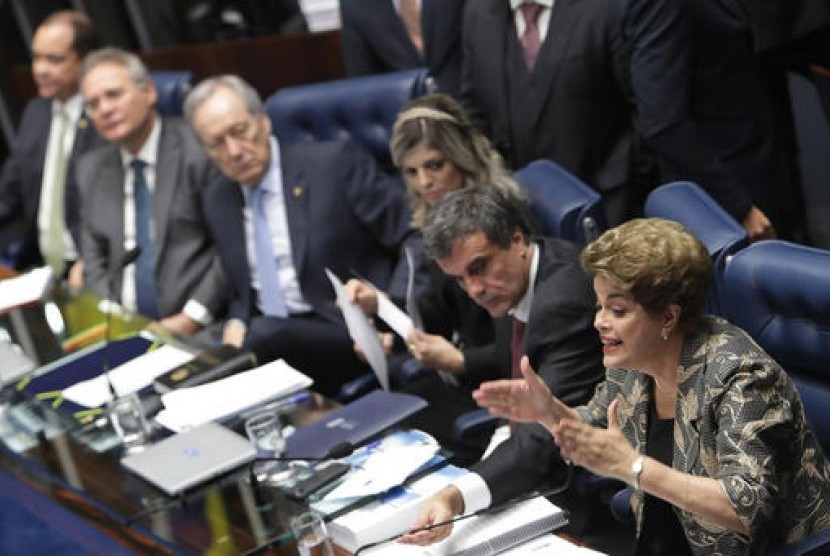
left=634, top=404, right=692, bottom=556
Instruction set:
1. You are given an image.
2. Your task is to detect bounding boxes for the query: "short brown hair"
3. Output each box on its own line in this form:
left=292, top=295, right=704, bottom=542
left=580, top=218, right=712, bottom=330
left=41, top=10, right=98, bottom=57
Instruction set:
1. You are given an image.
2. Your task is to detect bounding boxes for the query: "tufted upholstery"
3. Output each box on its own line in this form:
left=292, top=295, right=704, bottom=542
left=264, top=69, right=432, bottom=169
left=514, top=159, right=607, bottom=244
left=718, top=240, right=830, bottom=459
left=150, top=71, right=193, bottom=117
left=644, top=181, right=748, bottom=314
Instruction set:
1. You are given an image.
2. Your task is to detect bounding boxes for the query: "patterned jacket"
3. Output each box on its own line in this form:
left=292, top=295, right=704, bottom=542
left=577, top=315, right=830, bottom=555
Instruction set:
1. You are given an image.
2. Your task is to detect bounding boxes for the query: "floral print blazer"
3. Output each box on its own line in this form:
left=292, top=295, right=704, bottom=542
left=576, top=315, right=830, bottom=555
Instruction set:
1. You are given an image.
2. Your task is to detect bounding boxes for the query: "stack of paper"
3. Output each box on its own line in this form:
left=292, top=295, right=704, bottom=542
left=62, top=344, right=195, bottom=407
left=0, top=267, right=53, bottom=313
left=154, top=359, right=313, bottom=432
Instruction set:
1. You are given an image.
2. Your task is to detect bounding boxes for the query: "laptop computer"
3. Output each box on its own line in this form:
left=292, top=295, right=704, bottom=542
left=121, top=422, right=256, bottom=496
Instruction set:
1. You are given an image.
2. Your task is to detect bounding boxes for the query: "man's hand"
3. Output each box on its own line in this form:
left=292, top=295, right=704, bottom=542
left=399, top=485, right=464, bottom=546
left=67, top=259, right=84, bottom=293
left=222, top=319, right=246, bottom=348
left=343, top=278, right=379, bottom=315
left=406, top=329, right=465, bottom=374
left=158, top=312, right=201, bottom=336
left=742, top=205, right=776, bottom=241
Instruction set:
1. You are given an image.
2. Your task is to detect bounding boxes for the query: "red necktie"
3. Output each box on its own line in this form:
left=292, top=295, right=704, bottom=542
left=520, top=2, right=544, bottom=71
left=510, top=318, right=527, bottom=379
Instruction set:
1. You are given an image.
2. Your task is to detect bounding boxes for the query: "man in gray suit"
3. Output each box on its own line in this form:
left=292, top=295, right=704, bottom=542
left=77, top=48, right=226, bottom=335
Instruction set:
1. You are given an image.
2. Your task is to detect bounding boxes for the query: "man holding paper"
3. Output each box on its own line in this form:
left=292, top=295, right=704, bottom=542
left=185, top=75, right=426, bottom=396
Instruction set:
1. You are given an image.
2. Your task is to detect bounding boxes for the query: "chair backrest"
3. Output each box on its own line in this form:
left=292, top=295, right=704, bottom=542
left=719, top=240, right=830, bottom=458
left=150, top=71, right=193, bottom=117
left=644, top=181, right=749, bottom=314
left=514, top=159, right=607, bottom=245
left=264, top=68, right=431, bottom=169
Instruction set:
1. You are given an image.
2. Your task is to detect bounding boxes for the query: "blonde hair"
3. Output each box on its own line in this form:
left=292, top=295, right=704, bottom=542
left=390, top=94, right=522, bottom=228
left=580, top=218, right=712, bottom=330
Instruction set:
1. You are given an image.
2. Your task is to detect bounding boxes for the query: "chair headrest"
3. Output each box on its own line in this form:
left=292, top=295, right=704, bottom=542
left=150, top=71, right=193, bottom=117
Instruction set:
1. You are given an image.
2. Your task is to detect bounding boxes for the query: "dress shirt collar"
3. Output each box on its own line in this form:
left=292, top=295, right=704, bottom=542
left=510, top=241, right=539, bottom=323
left=53, top=93, right=84, bottom=122
left=120, top=115, right=162, bottom=168
left=392, top=0, right=422, bottom=12
left=510, top=0, right=553, bottom=10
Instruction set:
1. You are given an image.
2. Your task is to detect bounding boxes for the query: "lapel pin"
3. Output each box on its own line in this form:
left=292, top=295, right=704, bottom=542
left=77, top=117, right=88, bottom=129
left=293, top=186, right=303, bottom=198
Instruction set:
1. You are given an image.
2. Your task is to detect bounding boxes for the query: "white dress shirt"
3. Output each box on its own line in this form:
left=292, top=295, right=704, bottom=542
left=510, top=0, right=555, bottom=43
left=37, top=94, right=84, bottom=262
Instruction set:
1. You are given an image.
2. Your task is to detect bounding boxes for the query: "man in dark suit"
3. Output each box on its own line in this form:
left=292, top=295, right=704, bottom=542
left=459, top=0, right=637, bottom=226
left=621, top=0, right=794, bottom=241
left=185, top=75, right=426, bottom=396
left=0, top=11, right=102, bottom=283
left=340, top=0, right=465, bottom=98
left=78, top=48, right=226, bottom=336
left=401, top=186, right=607, bottom=543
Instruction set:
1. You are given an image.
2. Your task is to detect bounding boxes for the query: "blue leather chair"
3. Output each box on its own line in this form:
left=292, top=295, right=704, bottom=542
left=149, top=71, right=193, bottom=117
left=264, top=68, right=431, bottom=169
left=514, top=159, right=607, bottom=244
left=718, top=240, right=830, bottom=459
left=644, top=181, right=749, bottom=314
left=720, top=240, right=830, bottom=556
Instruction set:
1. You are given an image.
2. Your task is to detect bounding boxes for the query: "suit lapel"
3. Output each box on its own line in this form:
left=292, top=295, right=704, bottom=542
left=99, top=148, right=127, bottom=280
left=422, top=0, right=453, bottom=68
left=528, top=0, right=581, bottom=124
left=152, top=121, right=180, bottom=261
left=482, top=0, right=511, bottom=125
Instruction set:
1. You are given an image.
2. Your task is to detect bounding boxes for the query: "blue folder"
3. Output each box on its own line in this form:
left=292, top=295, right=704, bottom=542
left=285, top=390, right=427, bottom=459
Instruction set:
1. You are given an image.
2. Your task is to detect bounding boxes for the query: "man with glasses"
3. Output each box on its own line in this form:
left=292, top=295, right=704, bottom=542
left=185, top=75, right=426, bottom=397
left=77, top=48, right=227, bottom=336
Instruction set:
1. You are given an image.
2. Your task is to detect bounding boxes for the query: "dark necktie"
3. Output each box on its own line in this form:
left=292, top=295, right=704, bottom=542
left=250, top=187, right=288, bottom=317
left=130, top=159, right=159, bottom=319
left=520, top=2, right=544, bottom=71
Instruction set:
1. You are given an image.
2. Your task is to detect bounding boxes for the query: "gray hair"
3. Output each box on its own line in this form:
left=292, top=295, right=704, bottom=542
left=422, top=184, right=534, bottom=261
left=184, top=75, right=264, bottom=125
left=81, top=47, right=148, bottom=86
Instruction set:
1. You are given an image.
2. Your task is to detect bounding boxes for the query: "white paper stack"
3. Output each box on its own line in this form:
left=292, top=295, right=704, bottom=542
left=155, top=359, right=313, bottom=432
left=0, top=267, right=53, bottom=313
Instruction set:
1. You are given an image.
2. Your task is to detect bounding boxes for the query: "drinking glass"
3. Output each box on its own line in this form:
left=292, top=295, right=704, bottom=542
left=245, top=410, right=292, bottom=484
left=290, top=511, right=334, bottom=556
left=108, top=392, right=151, bottom=453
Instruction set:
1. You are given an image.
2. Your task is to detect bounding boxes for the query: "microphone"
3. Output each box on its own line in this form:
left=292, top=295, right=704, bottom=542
left=352, top=465, right=575, bottom=555
left=254, top=441, right=357, bottom=463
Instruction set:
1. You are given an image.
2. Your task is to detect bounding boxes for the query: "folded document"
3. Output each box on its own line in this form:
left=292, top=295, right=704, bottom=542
left=155, top=359, right=313, bottom=432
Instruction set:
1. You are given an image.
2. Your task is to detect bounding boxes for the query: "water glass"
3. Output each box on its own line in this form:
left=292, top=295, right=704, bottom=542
left=244, top=411, right=285, bottom=459
left=290, top=511, right=334, bottom=556
left=108, top=392, right=151, bottom=453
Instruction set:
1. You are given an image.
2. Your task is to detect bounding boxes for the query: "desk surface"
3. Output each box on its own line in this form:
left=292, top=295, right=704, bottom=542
left=0, top=280, right=342, bottom=555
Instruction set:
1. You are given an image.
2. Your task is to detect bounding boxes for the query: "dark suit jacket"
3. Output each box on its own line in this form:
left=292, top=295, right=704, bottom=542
left=201, top=139, right=424, bottom=326
left=77, top=118, right=227, bottom=318
left=340, top=0, right=465, bottom=97
left=472, top=237, right=604, bottom=505
left=417, top=261, right=503, bottom=387
left=460, top=0, right=634, bottom=196
left=0, top=97, right=103, bottom=269
left=622, top=0, right=791, bottom=225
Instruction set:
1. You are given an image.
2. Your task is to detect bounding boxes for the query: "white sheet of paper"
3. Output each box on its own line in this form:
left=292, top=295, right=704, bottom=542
left=376, top=293, right=413, bottom=340
left=0, top=267, right=53, bottom=313
left=62, top=344, right=194, bottom=408
left=323, top=443, right=439, bottom=500
left=155, top=359, right=313, bottom=432
left=326, top=268, right=389, bottom=390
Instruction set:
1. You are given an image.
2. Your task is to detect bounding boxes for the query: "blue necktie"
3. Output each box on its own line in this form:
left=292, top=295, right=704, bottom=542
left=131, top=159, right=159, bottom=319
left=250, top=187, right=288, bottom=317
